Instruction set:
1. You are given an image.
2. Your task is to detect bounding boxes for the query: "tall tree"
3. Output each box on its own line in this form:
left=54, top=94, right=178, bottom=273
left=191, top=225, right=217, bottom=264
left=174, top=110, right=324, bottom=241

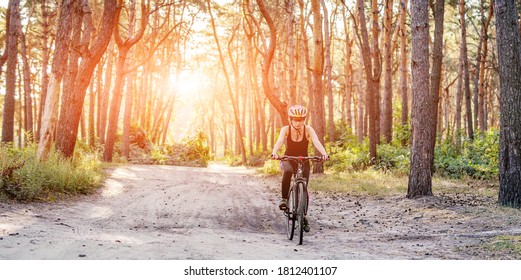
left=103, top=0, right=146, bottom=162
left=399, top=0, right=409, bottom=146
left=98, top=41, right=114, bottom=145
left=1, top=0, right=19, bottom=143
left=285, top=0, right=297, bottom=106
left=255, top=0, right=289, bottom=124
left=322, top=0, right=334, bottom=143
left=17, top=11, right=33, bottom=141
left=370, top=0, right=381, bottom=144
left=381, top=0, right=393, bottom=144
left=407, top=0, right=433, bottom=198
left=342, top=5, right=354, bottom=131
left=38, top=0, right=75, bottom=160
left=0, top=3, right=10, bottom=79
left=311, top=0, right=326, bottom=173
left=56, top=0, right=117, bottom=158
left=478, top=0, right=494, bottom=132
left=495, top=0, right=521, bottom=207
left=459, top=0, right=473, bottom=140
left=355, top=0, right=378, bottom=161
left=36, top=0, right=53, bottom=141
left=429, top=0, right=445, bottom=169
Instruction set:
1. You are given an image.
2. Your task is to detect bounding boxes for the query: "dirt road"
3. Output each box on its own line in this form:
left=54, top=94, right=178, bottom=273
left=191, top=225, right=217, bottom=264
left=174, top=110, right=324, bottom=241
left=1, top=164, right=521, bottom=260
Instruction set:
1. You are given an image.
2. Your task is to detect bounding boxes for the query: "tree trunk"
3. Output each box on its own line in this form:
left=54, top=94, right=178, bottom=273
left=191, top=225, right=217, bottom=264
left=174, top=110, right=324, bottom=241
left=255, top=0, right=289, bottom=125
left=98, top=41, right=114, bottom=145
left=104, top=47, right=129, bottom=161
left=429, top=0, right=445, bottom=167
left=381, top=0, right=393, bottom=144
left=38, top=0, right=75, bottom=160
left=371, top=0, right=381, bottom=146
left=459, top=0, right=474, bottom=140
left=399, top=0, right=409, bottom=146
left=36, top=0, right=52, bottom=141
left=0, top=4, right=10, bottom=79
left=285, top=0, right=297, bottom=106
left=322, top=0, right=334, bottom=143
left=88, top=74, right=96, bottom=147
left=56, top=0, right=117, bottom=158
left=495, top=0, right=521, bottom=208
left=104, top=0, right=146, bottom=162
left=479, top=0, right=494, bottom=132
left=1, top=0, right=20, bottom=143
left=356, top=0, right=378, bottom=161
left=342, top=5, right=353, bottom=131
left=311, top=0, right=325, bottom=173
left=121, top=72, right=135, bottom=157
left=17, top=19, right=34, bottom=142
left=407, top=0, right=433, bottom=198
left=472, top=1, right=484, bottom=133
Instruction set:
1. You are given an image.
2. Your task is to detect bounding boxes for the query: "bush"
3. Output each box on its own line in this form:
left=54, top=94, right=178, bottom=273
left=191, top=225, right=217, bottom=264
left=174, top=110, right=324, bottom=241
left=434, top=131, right=499, bottom=179
left=259, top=159, right=281, bottom=175
left=247, top=154, right=267, bottom=167
left=130, top=124, right=152, bottom=152
left=327, top=139, right=370, bottom=172
left=0, top=144, right=104, bottom=202
left=373, top=143, right=410, bottom=175
left=158, top=131, right=211, bottom=167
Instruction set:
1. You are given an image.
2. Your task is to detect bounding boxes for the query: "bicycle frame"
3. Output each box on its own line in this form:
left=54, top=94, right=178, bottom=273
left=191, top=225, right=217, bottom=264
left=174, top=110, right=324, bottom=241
left=278, top=156, right=321, bottom=245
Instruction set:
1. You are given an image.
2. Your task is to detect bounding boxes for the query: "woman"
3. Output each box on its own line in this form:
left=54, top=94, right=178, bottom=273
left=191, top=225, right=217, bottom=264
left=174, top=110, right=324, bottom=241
left=271, top=105, right=329, bottom=232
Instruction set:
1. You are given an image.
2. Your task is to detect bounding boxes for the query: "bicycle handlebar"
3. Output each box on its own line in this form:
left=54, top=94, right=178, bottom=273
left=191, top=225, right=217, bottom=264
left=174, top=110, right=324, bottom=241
left=274, top=155, right=324, bottom=162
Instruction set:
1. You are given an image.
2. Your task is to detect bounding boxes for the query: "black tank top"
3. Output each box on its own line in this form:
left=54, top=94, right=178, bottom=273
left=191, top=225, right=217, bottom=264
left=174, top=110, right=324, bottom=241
left=285, top=125, right=309, bottom=156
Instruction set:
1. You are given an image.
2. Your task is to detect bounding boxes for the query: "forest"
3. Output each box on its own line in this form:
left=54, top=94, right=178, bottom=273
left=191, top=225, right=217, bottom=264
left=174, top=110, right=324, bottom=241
left=0, top=0, right=521, bottom=207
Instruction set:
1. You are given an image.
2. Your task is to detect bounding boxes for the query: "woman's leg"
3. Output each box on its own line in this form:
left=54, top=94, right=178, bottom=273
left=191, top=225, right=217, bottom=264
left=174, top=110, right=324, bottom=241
left=281, top=161, right=294, bottom=199
left=303, top=161, right=311, bottom=215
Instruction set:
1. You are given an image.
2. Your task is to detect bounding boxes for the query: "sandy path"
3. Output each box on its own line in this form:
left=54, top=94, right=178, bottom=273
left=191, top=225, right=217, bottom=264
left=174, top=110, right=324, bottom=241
left=1, top=164, right=521, bottom=260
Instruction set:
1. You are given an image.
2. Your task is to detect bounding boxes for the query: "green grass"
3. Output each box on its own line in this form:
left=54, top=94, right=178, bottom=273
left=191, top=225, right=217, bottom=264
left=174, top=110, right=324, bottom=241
left=481, top=236, right=521, bottom=258
left=270, top=167, right=499, bottom=198
left=311, top=170, right=408, bottom=196
left=1, top=144, right=105, bottom=202
left=432, top=176, right=498, bottom=198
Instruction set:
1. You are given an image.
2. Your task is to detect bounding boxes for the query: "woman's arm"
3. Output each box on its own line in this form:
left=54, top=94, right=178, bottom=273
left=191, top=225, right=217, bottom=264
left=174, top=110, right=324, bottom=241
left=306, top=126, right=328, bottom=158
left=271, top=126, right=288, bottom=158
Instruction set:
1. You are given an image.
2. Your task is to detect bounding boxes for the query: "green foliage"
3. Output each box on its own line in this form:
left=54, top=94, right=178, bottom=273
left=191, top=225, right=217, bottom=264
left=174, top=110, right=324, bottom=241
left=222, top=154, right=243, bottom=167
left=0, top=144, right=104, bottom=202
left=159, top=131, right=211, bottom=167
left=373, top=143, right=410, bottom=175
left=327, top=140, right=370, bottom=172
left=327, top=123, right=370, bottom=172
left=393, top=123, right=411, bottom=147
left=259, top=159, right=281, bottom=175
left=130, top=124, right=152, bottom=152
left=435, top=131, right=499, bottom=180
left=481, top=235, right=521, bottom=259
left=315, top=124, right=496, bottom=181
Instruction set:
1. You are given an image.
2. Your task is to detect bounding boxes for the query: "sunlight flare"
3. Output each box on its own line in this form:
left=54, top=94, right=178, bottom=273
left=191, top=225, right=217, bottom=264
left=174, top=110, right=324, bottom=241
left=169, top=70, right=209, bottom=101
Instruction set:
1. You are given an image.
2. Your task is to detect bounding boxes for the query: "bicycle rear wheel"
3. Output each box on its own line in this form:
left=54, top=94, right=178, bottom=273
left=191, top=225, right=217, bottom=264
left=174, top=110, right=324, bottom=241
left=286, top=185, right=297, bottom=240
left=297, top=182, right=307, bottom=245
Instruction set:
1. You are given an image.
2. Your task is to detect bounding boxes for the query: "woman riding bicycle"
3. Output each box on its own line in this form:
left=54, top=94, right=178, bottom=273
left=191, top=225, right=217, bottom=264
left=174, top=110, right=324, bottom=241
left=271, top=105, right=329, bottom=232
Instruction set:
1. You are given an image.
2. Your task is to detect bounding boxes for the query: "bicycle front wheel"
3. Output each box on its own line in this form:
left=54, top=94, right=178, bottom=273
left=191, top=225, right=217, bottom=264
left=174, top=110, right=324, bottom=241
left=297, top=182, right=307, bottom=245
left=286, top=185, right=297, bottom=240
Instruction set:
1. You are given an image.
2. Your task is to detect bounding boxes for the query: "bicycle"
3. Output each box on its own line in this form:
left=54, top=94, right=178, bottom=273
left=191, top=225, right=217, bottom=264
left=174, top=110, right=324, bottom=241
left=276, top=155, right=322, bottom=245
